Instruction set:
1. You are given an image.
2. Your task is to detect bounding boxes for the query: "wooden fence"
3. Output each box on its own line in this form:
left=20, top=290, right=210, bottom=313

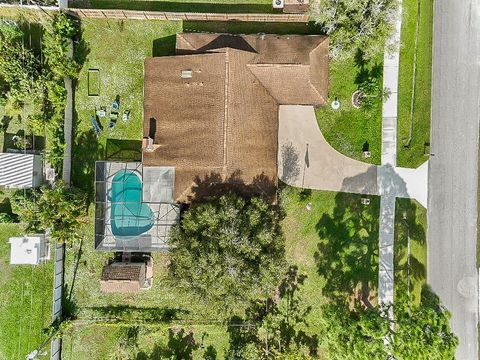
left=0, top=3, right=310, bottom=22
left=66, top=8, right=310, bottom=22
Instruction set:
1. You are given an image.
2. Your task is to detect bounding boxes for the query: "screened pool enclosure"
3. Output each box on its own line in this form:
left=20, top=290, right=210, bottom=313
left=95, top=161, right=180, bottom=252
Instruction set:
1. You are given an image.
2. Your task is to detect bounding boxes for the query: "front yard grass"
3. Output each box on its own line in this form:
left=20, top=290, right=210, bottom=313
left=316, top=57, right=383, bottom=165
left=0, top=223, right=53, bottom=360
left=394, top=198, right=427, bottom=305
left=397, top=0, right=434, bottom=168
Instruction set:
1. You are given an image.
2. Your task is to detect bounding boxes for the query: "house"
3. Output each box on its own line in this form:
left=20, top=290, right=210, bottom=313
left=8, top=234, right=50, bottom=265
left=0, top=152, right=42, bottom=188
left=100, top=256, right=153, bottom=293
left=143, top=33, right=329, bottom=203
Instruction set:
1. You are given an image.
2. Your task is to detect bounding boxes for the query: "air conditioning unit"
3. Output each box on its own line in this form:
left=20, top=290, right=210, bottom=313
left=273, top=0, right=284, bottom=9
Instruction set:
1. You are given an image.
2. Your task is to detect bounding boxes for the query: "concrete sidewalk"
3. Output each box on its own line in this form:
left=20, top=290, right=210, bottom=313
left=378, top=0, right=403, bottom=310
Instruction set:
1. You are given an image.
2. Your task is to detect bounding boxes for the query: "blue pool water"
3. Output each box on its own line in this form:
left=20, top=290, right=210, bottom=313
left=110, top=170, right=154, bottom=238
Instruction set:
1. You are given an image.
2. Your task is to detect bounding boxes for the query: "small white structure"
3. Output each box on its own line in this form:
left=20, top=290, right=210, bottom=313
left=8, top=234, right=50, bottom=265
left=0, top=153, right=43, bottom=188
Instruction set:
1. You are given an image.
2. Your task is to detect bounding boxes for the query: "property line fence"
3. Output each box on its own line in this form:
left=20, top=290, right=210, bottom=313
left=67, top=8, right=309, bottom=22
left=0, top=3, right=310, bottom=22
left=50, top=242, right=64, bottom=360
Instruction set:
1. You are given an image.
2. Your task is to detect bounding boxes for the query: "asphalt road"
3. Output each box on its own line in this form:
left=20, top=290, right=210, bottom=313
left=428, top=1, right=480, bottom=359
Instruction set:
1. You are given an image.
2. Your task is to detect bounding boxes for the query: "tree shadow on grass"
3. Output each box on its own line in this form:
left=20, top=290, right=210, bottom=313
left=314, top=192, right=381, bottom=304
left=84, top=305, right=189, bottom=322
left=394, top=198, right=426, bottom=285
left=73, top=26, right=91, bottom=87
left=79, top=0, right=274, bottom=13
left=136, top=327, right=199, bottom=360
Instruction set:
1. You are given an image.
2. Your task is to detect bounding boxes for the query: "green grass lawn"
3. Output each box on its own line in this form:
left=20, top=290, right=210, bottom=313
left=62, top=324, right=230, bottom=359
left=69, top=0, right=275, bottom=13
left=72, top=19, right=182, bottom=199
left=397, top=0, right=433, bottom=168
left=280, top=186, right=380, bottom=330
left=316, top=57, right=383, bottom=165
left=0, top=223, right=54, bottom=359
left=394, top=198, right=427, bottom=305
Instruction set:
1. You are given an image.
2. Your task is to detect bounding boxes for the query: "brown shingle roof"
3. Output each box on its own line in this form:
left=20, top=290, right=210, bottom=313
left=101, top=263, right=143, bottom=281
left=100, top=263, right=146, bottom=293
left=143, top=33, right=329, bottom=202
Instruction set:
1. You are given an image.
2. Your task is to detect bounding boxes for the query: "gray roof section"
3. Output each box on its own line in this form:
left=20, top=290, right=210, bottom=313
left=142, top=166, right=175, bottom=203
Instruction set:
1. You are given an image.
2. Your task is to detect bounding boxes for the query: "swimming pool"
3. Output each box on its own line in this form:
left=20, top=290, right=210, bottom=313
left=110, top=170, right=154, bottom=238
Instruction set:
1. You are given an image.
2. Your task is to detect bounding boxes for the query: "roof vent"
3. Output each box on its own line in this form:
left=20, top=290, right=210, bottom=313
left=181, top=70, right=193, bottom=79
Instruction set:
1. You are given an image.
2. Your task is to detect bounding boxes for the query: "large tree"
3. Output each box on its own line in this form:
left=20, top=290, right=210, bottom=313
left=168, top=193, right=286, bottom=309
left=310, top=0, right=398, bottom=60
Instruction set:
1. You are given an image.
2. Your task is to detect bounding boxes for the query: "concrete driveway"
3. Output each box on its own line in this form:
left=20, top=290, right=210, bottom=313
left=278, top=105, right=378, bottom=195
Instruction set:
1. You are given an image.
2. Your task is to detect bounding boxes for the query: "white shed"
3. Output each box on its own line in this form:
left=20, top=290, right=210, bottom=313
left=0, top=152, right=43, bottom=188
left=9, top=234, right=50, bottom=265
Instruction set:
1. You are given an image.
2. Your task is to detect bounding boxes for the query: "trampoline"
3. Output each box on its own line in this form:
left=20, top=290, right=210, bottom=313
left=110, top=170, right=154, bottom=238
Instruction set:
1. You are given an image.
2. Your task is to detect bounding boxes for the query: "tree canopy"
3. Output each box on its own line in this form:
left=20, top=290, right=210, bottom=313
left=226, top=266, right=318, bottom=359
left=12, top=181, right=86, bottom=244
left=320, top=286, right=458, bottom=360
left=310, top=0, right=398, bottom=60
left=168, top=193, right=286, bottom=309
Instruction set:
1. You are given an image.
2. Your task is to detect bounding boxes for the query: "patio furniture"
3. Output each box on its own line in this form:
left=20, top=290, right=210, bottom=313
left=112, top=95, right=120, bottom=111
left=96, top=106, right=106, bottom=118
left=122, top=109, right=130, bottom=122
left=109, top=111, right=118, bottom=129
left=91, top=115, right=101, bottom=137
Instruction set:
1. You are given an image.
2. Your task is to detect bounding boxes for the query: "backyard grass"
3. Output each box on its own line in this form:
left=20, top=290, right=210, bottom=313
left=62, top=324, right=230, bottom=359
left=397, top=0, right=433, bottom=168
left=69, top=0, right=275, bottom=13
left=72, top=19, right=182, bottom=198
left=394, top=198, right=427, bottom=305
left=316, top=56, right=383, bottom=165
left=0, top=223, right=54, bottom=360
left=63, top=187, right=381, bottom=356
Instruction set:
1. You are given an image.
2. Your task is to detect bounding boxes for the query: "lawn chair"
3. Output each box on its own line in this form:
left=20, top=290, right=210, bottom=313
left=122, top=110, right=130, bottom=122
left=96, top=106, right=106, bottom=118
left=112, top=96, right=120, bottom=111
left=109, top=111, right=118, bottom=129
left=91, top=115, right=101, bottom=137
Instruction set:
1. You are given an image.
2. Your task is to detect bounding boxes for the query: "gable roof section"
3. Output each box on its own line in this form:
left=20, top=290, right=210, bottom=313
left=247, top=64, right=323, bottom=105
left=143, top=53, right=226, bottom=169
